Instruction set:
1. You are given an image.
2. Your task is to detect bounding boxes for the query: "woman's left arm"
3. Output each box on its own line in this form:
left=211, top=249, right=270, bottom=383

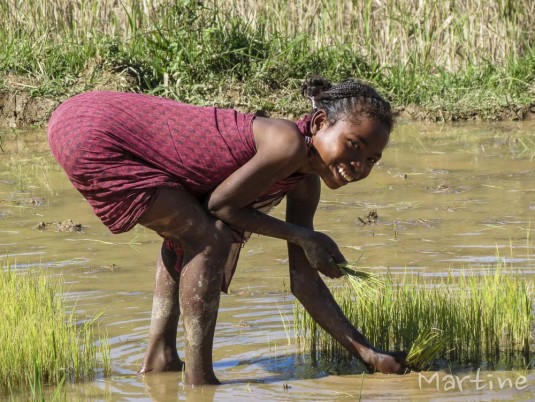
left=285, top=176, right=372, bottom=360
left=286, top=176, right=407, bottom=374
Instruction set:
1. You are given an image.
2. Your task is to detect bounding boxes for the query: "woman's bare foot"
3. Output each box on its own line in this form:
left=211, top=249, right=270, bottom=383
left=187, top=370, right=221, bottom=386
left=139, top=343, right=184, bottom=374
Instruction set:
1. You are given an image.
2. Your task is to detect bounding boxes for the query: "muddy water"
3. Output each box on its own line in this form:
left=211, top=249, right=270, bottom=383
left=1, top=122, right=534, bottom=401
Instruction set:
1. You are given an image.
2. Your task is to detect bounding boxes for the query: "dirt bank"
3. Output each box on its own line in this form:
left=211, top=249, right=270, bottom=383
left=0, top=91, right=59, bottom=128
left=0, top=76, right=534, bottom=128
left=0, top=69, right=135, bottom=129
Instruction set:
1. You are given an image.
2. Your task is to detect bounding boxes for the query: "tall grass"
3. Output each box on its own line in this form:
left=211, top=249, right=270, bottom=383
left=294, top=264, right=534, bottom=370
left=0, top=0, right=533, bottom=119
left=2, top=0, right=532, bottom=69
left=0, top=262, right=110, bottom=395
left=218, top=0, right=535, bottom=71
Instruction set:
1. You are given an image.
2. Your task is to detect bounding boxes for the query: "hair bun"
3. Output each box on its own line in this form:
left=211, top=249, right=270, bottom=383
left=301, top=75, right=332, bottom=98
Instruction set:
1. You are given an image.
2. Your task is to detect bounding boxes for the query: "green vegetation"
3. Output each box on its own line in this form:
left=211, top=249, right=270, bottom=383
left=0, top=0, right=533, bottom=120
left=0, top=263, right=110, bottom=395
left=338, top=261, right=384, bottom=299
left=294, top=264, right=534, bottom=370
left=405, top=329, right=453, bottom=371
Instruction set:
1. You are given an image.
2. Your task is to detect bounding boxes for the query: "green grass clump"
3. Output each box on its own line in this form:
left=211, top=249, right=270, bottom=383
left=0, top=264, right=110, bottom=395
left=295, top=264, right=534, bottom=370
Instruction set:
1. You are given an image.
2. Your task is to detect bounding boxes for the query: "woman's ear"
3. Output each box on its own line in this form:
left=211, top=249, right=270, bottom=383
left=310, top=109, right=328, bottom=135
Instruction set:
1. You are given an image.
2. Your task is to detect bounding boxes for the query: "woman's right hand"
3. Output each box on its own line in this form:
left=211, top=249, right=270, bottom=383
left=298, top=230, right=346, bottom=278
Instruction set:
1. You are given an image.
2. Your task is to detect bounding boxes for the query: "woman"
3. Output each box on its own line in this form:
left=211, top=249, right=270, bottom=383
left=48, top=76, right=407, bottom=385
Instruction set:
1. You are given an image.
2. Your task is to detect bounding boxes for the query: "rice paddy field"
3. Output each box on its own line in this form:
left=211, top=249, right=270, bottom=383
left=1, top=120, right=534, bottom=401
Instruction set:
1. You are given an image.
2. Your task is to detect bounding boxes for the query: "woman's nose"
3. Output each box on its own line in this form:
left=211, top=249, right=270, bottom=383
left=350, top=159, right=364, bottom=173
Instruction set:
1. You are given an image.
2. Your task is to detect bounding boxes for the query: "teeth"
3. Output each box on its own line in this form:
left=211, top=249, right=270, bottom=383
left=337, top=166, right=354, bottom=183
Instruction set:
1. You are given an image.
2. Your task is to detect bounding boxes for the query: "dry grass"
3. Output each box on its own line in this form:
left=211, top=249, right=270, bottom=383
left=0, top=0, right=166, bottom=40
left=2, top=0, right=532, bottom=71
left=217, top=0, right=534, bottom=70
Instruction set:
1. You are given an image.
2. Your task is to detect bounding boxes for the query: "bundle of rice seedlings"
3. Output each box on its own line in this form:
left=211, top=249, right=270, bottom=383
left=406, top=328, right=453, bottom=371
left=337, top=262, right=384, bottom=297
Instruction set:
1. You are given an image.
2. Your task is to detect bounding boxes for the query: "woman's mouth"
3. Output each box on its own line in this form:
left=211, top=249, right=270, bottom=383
left=336, top=164, right=355, bottom=184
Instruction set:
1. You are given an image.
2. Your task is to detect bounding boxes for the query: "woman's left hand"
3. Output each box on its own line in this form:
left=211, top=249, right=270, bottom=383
left=298, top=230, right=346, bottom=278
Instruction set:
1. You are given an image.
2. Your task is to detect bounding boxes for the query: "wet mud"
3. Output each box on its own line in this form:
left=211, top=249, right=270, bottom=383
left=35, top=219, right=84, bottom=232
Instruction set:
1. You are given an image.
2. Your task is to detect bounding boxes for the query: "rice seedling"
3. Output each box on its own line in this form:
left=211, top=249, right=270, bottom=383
left=405, top=328, right=453, bottom=371
left=6, top=155, right=57, bottom=193
left=338, top=261, right=384, bottom=299
left=276, top=303, right=293, bottom=345
left=294, top=263, right=534, bottom=371
left=0, top=261, right=110, bottom=395
left=29, top=371, right=65, bottom=402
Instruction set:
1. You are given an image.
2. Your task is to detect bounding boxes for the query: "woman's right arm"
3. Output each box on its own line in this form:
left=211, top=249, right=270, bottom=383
left=205, top=118, right=343, bottom=277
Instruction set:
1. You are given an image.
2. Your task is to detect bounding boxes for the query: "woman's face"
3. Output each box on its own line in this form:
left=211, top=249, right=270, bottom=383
left=310, top=111, right=390, bottom=190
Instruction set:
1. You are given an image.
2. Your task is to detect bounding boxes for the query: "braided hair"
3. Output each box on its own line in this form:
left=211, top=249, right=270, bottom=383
left=301, top=76, right=394, bottom=131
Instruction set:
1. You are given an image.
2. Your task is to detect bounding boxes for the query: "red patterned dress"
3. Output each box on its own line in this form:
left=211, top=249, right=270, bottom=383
left=48, top=91, right=312, bottom=291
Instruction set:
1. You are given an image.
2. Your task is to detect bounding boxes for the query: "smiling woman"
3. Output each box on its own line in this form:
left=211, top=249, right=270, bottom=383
left=296, top=76, right=392, bottom=188
left=302, top=115, right=390, bottom=188
left=48, top=75, right=403, bottom=385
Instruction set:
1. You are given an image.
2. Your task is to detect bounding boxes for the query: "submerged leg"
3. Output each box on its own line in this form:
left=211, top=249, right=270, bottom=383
left=139, top=243, right=183, bottom=373
left=137, top=188, right=232, bottom=385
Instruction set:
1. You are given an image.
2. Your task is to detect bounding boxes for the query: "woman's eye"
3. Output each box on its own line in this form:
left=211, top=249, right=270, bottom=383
left=350, top=140, right=359, bottom=149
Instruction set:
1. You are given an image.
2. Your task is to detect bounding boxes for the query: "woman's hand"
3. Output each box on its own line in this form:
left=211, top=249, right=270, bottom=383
left=298, top=230, right=346, bottom=278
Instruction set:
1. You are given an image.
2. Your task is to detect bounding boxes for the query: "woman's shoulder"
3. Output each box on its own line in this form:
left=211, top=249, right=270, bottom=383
left=252, top=117, right=308, bottom=160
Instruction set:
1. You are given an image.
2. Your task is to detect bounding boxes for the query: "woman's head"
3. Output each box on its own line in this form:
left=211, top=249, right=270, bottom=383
left=301, top=75, right=394, bottom=131
left=300, top=76, right=393, bottom=189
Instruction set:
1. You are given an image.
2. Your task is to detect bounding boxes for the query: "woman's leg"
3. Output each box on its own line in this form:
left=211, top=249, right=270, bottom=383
left=139, top=243, right=183, bottom=373
left=137, top=188, right=233, bottom=385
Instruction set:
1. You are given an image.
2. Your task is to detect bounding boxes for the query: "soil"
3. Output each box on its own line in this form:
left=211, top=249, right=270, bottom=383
left=0, top=91, right=59, bottom=128
left=35, top=219, right=84, bottom=232
left=358, top=209, right=378, bottom=225
left=393, top=104, right=535, bottom=122
left=0, top=66, right=136, bottom=128
left=0, top=72, right=534, bottom=128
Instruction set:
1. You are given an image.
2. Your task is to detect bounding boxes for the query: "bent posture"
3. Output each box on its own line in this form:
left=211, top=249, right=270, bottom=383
left=48, top=76, right=406, bottom=385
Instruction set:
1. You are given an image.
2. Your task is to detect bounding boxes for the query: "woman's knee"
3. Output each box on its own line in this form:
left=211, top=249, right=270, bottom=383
left=138, top=188, right=234, bottom=256
left=200, top=219, right=234, bottom=254
left=171, top=218, right=233, bottom=256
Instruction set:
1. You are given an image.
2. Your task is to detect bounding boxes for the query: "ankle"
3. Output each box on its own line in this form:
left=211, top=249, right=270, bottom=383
left=141, top=339, right=182, bottom=373
left=186, top=370, right=220, bottom=386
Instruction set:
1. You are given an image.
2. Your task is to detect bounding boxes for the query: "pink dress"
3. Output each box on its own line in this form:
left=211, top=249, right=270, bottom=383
left=48, top=91, right=312, bottom=291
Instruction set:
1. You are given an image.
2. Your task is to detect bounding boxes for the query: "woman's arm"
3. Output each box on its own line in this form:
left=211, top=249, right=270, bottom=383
left=286, top=176, right=407, bottom=373
left=205, top=118, right=343, bottom=276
